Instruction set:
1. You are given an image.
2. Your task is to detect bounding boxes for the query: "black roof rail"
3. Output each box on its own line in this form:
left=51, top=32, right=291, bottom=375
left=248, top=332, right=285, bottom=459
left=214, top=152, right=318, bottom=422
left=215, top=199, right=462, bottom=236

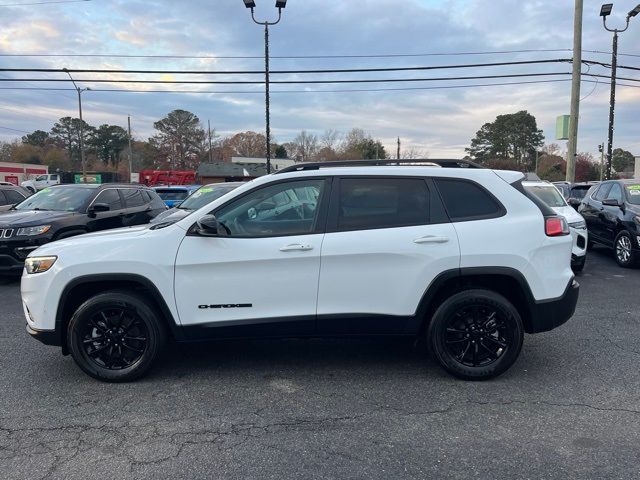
left=274, top=158, right=483, bottom=174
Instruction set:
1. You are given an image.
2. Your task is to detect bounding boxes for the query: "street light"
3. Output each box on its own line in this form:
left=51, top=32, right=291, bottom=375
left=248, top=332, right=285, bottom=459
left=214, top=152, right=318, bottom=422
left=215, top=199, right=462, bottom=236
left=600, top=2, right=640, bottom=179
left=63, top=68, right=90, bottom=183
left=242, top=0, right=287, bottom=174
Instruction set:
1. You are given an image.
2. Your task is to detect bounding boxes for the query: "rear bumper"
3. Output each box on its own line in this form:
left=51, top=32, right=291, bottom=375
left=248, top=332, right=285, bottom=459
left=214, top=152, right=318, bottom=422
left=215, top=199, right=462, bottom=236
left=26, top=324, right=60, bottom=346
left=528, top=278, right=579, bottom=333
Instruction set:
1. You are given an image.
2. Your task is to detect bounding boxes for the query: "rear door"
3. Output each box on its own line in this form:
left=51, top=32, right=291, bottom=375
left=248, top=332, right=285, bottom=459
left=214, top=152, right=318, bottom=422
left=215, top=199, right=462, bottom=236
left=121, top=188, right=153, bottom=226
left=317, top=176, right=459, bottom=334
left=601, top=183, right=624, bottom=244
left=583, top=182, right=612, bottom=243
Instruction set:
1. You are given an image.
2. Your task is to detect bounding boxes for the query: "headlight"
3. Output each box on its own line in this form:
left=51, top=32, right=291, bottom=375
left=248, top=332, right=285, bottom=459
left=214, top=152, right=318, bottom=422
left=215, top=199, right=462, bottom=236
left=17, top=225, right=51, bottom=236
left=24, top=256, right=57, bottom=274
left=568, top=220, right=586, bottom=229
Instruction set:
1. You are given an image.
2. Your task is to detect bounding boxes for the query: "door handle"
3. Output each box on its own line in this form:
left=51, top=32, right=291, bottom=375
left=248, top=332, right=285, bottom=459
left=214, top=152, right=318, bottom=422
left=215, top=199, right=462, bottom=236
left=279, top=244, right=314, bottom=252
left=414, top=235, right=449, bottom=244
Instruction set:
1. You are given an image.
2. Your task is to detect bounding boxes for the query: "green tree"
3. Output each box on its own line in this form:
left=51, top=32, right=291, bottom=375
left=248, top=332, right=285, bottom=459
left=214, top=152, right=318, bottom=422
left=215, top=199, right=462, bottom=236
left=466, top=110, right=544, bottom=167
left=22, top=130, right=49, bottom=147
left=50, top=117, right=94, bottom=166
left=340, top=128, right=387, bottom=159
left=88, top=124, right=129, bottom=166
left=612, top=148, right=635, bottom=173
left=274, top=144, right=288, bottom=159
left=151, top=110, right=206, bottom=169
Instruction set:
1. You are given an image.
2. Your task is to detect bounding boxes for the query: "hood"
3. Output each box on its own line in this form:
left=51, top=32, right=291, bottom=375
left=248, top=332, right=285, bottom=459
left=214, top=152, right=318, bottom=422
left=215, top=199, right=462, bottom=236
left=552, top=205, right=584, bottom=224
left=31, top=224, right=152, bottom=255
left=627, top=203, right=640, bottom=215
left=0, top=209, right=78, bottom=227
left=151, top=207, right=191, bottom=224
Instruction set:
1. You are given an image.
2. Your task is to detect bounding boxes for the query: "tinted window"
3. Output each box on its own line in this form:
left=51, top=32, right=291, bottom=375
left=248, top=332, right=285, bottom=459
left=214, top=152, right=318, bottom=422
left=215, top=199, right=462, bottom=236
left=593, top=183, right=612, bottom=201
left=570, top=186, right=591, bottom=200
left=0, top=191, right=6, bottom=205
left=337, top=178, right=430, bottom=231
left=435, top=179, right=503, bottom=220
left=4, top=189, right=25, bottom=204
left=93, top=189, right=123, bottom=210
left=607, top=183, right=624, bottom=203
left=122, top=189, right=146, bottom=207
left=215, top=179, right=325, bottom=237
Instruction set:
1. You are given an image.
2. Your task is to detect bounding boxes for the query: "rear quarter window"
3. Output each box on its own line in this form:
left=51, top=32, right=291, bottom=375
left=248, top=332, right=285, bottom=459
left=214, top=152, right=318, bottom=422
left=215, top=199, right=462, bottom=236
left=434, top=178, right=505, bottom=221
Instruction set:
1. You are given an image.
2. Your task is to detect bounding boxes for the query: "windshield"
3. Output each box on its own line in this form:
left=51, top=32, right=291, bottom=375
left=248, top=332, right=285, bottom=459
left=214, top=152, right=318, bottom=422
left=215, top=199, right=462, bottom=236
left=155, top=189, right=189, bottom=201
left=178, top=185, right=239, bottom=210
left=571, top=186, right=591, bottom=200
left=524, top=185, right=567, bottom=208
left=15, top=186, right=94, bottom=212
left=626, top=185, right=640, bottom=205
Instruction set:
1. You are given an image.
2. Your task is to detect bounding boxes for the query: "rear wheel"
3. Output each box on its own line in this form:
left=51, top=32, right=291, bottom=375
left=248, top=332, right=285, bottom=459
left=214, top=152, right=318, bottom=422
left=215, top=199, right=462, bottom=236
left=427, top=289, right=524, bottom=380
left=614, top=231, right=637, bottom=268
left=68, top=291, right=166, bottom=382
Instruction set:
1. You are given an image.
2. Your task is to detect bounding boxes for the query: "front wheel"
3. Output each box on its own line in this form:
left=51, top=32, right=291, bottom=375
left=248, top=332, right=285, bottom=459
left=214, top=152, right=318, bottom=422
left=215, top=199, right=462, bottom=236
left=68, top=291, right=166, bottom=382
left=427, top=289, right=524, bottom=380
left=614, top=231, right=637, bottom=268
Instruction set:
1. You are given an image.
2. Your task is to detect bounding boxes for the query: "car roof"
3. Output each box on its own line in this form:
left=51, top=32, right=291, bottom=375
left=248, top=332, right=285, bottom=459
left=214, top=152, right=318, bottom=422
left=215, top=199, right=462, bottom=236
left=203, top=182, right=245, bottom=188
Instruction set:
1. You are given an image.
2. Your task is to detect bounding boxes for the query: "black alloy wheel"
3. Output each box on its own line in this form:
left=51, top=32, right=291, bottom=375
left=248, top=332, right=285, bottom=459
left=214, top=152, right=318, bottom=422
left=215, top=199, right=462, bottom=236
left=428, top=289, right=524, bottom=380
left=81, top=308, right=149, bottom=370
left=443, top=305, right=509, bottom=368
left=68, top=291, right=166, bottom=382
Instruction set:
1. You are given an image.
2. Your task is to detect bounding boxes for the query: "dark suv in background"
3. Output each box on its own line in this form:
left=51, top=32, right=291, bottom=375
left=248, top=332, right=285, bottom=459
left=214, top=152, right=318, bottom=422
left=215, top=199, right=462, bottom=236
left=0, top=185, right=31, bottom=211
left=554, top=181, right=599, bottom=210
left=0, top=184, right=166, bottom=274
left=579, top=179, right=640, bottom=267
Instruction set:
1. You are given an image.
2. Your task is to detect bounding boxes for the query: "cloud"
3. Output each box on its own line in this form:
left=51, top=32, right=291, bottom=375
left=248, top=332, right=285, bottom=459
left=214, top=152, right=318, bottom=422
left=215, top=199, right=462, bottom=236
left=0, top=0, right=638, bottom=159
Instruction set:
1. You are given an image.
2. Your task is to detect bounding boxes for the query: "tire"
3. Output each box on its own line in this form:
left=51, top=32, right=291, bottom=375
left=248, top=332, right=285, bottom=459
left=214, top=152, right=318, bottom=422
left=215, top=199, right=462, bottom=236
left=614, top=231, right=638, bottom=268
left=67, top=291, right=166, bottom=382
left=55, top=229, right=86, bottom=241
left=427, top=289, right=524, bottom=381
left=572, top=255, right=586, bottom=273
left=587, top=239, right=594, bottom=250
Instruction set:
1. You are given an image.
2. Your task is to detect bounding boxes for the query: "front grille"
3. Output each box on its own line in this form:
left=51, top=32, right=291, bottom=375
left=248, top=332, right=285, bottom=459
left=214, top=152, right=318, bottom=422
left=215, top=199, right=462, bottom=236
left=0, top=229, right=14, bottom=239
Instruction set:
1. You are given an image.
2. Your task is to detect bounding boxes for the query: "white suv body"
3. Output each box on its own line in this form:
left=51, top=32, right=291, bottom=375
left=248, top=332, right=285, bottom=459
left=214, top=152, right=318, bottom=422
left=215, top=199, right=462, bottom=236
left=22, top=162, right=579, bottom=382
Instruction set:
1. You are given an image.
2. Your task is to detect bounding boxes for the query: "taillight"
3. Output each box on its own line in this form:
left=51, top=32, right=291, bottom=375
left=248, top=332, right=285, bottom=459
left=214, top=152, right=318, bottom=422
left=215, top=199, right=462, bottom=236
left=545, top=216, right=570, bottom=237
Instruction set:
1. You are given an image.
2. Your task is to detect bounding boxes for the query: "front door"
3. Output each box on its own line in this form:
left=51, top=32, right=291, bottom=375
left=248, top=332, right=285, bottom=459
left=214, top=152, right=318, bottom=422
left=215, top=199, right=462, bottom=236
left=174, top=177, right=331, bottom=338
left=85, top=188, right=125, bottom=232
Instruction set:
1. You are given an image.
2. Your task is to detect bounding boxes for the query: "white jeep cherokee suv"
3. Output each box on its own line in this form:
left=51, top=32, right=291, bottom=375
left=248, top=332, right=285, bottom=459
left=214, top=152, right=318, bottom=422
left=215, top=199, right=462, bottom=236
left=22, top=160, right=579, bottom=382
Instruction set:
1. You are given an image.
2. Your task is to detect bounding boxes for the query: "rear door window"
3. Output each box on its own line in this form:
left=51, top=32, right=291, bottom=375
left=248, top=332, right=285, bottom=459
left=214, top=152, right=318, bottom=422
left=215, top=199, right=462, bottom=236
left=122, top=189, right=146, bottom=208
left=4, top=189, right=25, bottom=204
left=336, top=177, right=430, bottom=231
left=434, top=178, right=504, bottom=221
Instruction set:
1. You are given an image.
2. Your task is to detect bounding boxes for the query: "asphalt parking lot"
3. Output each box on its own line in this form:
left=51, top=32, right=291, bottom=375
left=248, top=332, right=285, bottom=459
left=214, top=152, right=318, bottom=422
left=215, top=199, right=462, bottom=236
left=1, top=247, right=639, bottom=480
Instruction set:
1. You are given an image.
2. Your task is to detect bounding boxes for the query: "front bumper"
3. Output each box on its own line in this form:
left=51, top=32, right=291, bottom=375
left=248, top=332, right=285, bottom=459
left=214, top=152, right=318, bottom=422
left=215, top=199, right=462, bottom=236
left=26, top=324, right=60, bottom=346
left=528, top=278, right=579, bottom=333
left=0, top=236, right=52, bottom=274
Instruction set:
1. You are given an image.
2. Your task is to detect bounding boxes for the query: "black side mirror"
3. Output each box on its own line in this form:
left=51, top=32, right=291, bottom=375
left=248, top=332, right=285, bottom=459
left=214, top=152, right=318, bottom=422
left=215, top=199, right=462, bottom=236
left=196, top=214, right=228, bottom=237
left=88, top=203, right=110, bottom=217
left=602, top=198, right=620, bottom=207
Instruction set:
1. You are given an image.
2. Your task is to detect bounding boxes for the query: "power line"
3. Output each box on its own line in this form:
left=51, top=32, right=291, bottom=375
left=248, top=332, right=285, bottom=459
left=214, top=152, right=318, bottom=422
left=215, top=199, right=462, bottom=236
left=0, top=78, right=637, bottom=95
left=0, top=49, right=575, bottom=60
left=0, top=0, right=89, bottom=6
left=0, top=72, right=574, bottom=85
left=0, top=59, right=572, bottom=75
left=0, top=125, right=29, bottom=133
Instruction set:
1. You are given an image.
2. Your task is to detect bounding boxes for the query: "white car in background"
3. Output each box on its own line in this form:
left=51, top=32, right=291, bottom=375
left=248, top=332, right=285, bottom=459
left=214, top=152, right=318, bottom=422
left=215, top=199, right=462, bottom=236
left=523, top=180, right=588, bottom=272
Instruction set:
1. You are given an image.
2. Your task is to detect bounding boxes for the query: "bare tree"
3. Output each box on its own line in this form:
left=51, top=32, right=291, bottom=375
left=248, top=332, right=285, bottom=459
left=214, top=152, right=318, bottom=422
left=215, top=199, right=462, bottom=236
left=401, top=147, right=429, bottom=159
left=293, top=130, right=319, bottom=162
left=321, top=129, right=341, bottom=150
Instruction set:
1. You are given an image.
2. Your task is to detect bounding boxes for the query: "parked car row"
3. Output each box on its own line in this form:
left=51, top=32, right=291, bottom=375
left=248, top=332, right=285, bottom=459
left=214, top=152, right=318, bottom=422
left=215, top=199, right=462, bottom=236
left=0, top=182, right=242, bottom=275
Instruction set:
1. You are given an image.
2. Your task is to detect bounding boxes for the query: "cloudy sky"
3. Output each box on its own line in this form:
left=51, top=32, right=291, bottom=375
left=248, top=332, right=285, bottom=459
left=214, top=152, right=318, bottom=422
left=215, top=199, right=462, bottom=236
left=0, top=0, right=638, bottom=159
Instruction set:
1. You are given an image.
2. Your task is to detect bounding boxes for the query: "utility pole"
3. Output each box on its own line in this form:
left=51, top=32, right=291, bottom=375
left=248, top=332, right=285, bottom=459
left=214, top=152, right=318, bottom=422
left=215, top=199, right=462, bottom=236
left=208, top=120, right=213, bottom=163
left=397, top=137, right=401, bottom=160
left=600, top=3, right=640, bottom=179
left=599, top=143, right=605, bottom=180
left=127, top=115, right=133, bottom=183
left=63, top=69, right=89, bottom=183
left=244, top=1, right=286, bottom=173
left=566, top=0, right=583, bottom=183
